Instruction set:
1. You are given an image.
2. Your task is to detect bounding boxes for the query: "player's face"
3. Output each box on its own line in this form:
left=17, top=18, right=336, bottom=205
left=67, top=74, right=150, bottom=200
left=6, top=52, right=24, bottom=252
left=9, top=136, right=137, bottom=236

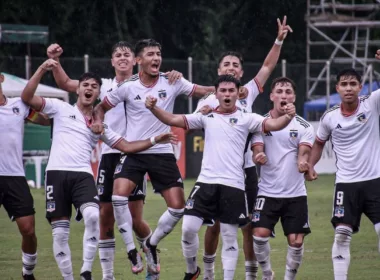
left=336, top=76, right=362, bottom=105
left=215, top=82, right=238, bottom=111
left=77, top=78, right=100, bottom=107
left=217, top=56, right=243, bottom=80
left=270, top=82, right=296, bottom=115
left=111, top=47, right=135, bottom=74
left=136, top=46, right=162, bottom=77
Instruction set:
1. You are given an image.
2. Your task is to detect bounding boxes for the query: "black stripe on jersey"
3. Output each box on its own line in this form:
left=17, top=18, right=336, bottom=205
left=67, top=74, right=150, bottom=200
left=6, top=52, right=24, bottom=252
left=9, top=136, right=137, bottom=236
left=295, top=115, right=310, bottom=128
left=360, top=95, right=370, bottom=103
left=159, top=72, right=169, bottom=80
left=263, top=112, right=270, bottom=118
left=242, top=132, right=254, bottom=168
left=117, top=74, right=139, bottom=88
left=321, top=105, right=339, bottom=120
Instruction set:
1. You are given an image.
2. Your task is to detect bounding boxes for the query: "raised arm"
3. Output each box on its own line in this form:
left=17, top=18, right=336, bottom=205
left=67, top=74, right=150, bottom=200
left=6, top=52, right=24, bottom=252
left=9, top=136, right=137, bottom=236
left=254, top=16, right=293, bottom=87
left=192, top=85, right=216, bottom=98
left=263, top=103, right=295, bottom=132
left=145, top=95, right=187, bottom=128
left=47, top=44, right=79, bottom=92
left=21, top=59, right=58, bottom=111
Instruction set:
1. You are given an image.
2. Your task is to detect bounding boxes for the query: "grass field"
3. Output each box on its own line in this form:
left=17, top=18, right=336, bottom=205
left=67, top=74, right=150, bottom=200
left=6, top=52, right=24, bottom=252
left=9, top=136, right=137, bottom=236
left=0, top=175, right=379, bottom=279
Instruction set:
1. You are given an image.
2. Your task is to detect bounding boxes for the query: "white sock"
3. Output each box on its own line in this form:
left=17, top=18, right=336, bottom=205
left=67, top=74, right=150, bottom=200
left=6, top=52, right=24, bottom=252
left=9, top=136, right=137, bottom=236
left=245, top=260, right=258, bottom=280
left=150, top=207, right=184, bottom=246
left=375, top=223, right=380, bottom=254
left=220, top=223, right=239, bottom=280
left=112, top=195, right=135, bottom=252
left=284, top=245, right=304, bottom=280
left=22, top=252, right=37, bottom=275
left=99, top=239, right=115, bottom=280
left=182, top=215, right=203, bottom=273
left=80, top=205, right=100, bottom=273
left=52, top=220, right=73, bottom=278
left=332, top=225, right=352, bottom=280
left=253, top=236, right=272, bottom=276
left=203, top=253, right=216, bottom=279
left=136, top=231, right=152, bottom=248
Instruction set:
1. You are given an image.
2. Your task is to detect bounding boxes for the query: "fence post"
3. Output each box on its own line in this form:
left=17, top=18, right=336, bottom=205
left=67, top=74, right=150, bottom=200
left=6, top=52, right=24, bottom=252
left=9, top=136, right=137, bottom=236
left=25, top=55, right=31, bottom=79
left=84, top=54, right=89, bottom=72
left=369, top=64, right=373, bottom=94
left=188, top=57, right=193, bottom=113
left=281, top=59, right=287, bottom=77
left=326, top=61, right=331, bottom=110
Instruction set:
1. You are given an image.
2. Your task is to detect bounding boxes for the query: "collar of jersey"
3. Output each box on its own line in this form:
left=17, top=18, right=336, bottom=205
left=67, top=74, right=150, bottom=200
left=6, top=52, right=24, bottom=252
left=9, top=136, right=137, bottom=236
left=138, top=71, right=159, bottom=88
left=340, top=98, right=359, bottom=117
left=0, top=96, right=7, bottom=106
left=213, top=106, right=238, bottom=114
left=74, top=104, right=93, bottom=127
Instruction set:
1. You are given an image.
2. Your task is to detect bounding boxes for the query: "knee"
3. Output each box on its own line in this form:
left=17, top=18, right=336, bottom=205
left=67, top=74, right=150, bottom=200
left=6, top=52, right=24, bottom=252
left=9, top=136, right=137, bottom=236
left=207, top=222, right=220, bottom=236
left=182, top=220, right=198, bottom=238
left=288, top=240, right=303, bottom=248
left=19, top=224, right=36, bottom=238
left=334, top=230, right=352, bottom=246
left=83, top=207, right=100, bottom=228
left=220, top=224, right=238, bottom=243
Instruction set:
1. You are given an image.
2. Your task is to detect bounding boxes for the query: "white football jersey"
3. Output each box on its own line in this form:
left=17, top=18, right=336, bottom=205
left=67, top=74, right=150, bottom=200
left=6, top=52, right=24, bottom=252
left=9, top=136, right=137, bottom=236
left=316, top=90, right=380, bottom=183
left=100, top=78, right=127, bottom=155
left=184, top=108, right=265, bottom=190
left=0, top=97, right=31, bottom=176
left=40, top=98, right=122, bottom=176
left=194, top=78, right=262, bottom=169
left=105, top=73, right=196, bottom=154
left=253, top=113, right=315, bottom=197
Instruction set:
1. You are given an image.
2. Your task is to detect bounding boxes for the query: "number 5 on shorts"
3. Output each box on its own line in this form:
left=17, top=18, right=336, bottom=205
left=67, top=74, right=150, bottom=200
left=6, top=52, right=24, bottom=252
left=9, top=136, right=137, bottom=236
left=336, top=191, right=344, bottom=206
left=46, top=185, right=54, bottom=200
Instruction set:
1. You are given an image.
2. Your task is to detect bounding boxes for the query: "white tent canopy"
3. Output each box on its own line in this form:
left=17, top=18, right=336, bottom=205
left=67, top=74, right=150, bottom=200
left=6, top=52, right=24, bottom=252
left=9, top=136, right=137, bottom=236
left=1, top=72, right=69, bottom=102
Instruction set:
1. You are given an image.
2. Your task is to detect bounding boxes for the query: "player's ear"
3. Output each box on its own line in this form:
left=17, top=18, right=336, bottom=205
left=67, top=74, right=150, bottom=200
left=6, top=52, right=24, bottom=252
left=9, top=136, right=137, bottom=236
left=269, top=92, right=274, bottom=102
left=0, top=74, right=4, bottom=83
left=136, top=56, right=142, bottom=65
left=239, top=70, right=244, bottom=79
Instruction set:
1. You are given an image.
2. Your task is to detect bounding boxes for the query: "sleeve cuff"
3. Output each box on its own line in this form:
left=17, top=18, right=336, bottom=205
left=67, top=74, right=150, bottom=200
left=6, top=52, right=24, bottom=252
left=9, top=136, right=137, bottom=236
left=251, top=142, right=264, bottom=148
left=104, top=97, right=116, bottom=108
left=316, top=136, right=327, bottom=143
left=262, top=118, right=269, bottom=133
left=182, top=115, right=190, bottom=130
left=188, top=84, right=197, bottom=97
left=299, top=142, right=313, bottom=149
left=37, top=97, right=46, bottom=112
left=111, top=137, right=123, bottom=148
left=253, top=78, right=264, bottom=93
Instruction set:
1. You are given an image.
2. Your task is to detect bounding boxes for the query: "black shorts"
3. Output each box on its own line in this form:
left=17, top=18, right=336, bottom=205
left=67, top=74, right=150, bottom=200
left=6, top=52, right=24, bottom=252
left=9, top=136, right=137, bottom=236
left=184, top=182, right=249, bottom=226
left=114, top=153, right=183, bottom=193
left=45, top=170, right=99, bottom=222
left=331, top=177, right=380, bottom=233
left=252, top=196, right=311, bottom=236
left=245, top=166, right=258, bottom=213
left=0, top=176, right=35, bottom=221
left=97, top=153, right=146, bottom=202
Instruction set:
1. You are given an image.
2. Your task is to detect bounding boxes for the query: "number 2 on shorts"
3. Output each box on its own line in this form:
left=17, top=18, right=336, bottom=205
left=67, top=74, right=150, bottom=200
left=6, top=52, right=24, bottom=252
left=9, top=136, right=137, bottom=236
left=46, top=185, right=54, bottom=200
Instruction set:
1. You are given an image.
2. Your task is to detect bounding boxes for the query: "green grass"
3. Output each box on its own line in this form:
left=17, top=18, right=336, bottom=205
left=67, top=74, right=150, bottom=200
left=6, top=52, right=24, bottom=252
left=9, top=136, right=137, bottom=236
left=0, top=175, right=379, bottom=279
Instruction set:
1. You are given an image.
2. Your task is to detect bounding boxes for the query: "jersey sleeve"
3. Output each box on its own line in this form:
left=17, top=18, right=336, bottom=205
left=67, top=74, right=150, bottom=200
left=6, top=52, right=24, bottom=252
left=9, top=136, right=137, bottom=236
left=299, top=125, right=315, bottom=148
left=316, top=116, right=331, bottom=143
left=183, top=113, right=204, bottom=130
left=100, top=127, right=124, bottom=148
left=244, top=78, right=263, bottom=100
left=251, top=132, right=264, bottom=145
left=248, top=113, right=265, bottom=133
left=193, top=93, right=216, bottom=113
left=369, top=88, right=380, bottom=115
left=174, top=77, right=197, bottom=97
left=103, top=81, right=128, bottom=108
left=39, top=98, right=64, bottom=118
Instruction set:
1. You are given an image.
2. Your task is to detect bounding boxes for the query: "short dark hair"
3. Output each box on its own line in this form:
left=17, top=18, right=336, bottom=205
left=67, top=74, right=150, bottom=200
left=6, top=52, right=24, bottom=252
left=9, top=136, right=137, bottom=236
left=218, top=51, right=244, bottom=67
left=336, top=68, right=362, bottom=84
left=111, top=41, right=134, bottom=55
left=214, top=74, right=241, bottom=90
left=79, top=72, right=102, bottom=87
left=134, top=39, right=161, bottom=56
left=270, top=77, right=297, bottom=92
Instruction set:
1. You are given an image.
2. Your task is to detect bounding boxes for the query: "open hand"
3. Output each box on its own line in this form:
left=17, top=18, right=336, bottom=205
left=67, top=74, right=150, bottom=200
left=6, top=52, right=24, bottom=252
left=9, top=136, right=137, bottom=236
left=155, top=132, right=178, bottom=145
left=199, top=105, right=213, bottom=115
left=164, top=70, right=183, bottom=85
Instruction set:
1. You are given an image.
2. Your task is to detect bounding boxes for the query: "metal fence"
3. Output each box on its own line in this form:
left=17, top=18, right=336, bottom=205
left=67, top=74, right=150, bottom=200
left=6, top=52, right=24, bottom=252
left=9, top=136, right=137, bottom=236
left=1, top=55, right=308, bottom=116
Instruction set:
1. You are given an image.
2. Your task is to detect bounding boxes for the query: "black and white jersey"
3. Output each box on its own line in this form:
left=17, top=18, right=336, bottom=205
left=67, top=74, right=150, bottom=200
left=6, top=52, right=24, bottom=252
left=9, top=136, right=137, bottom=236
left=316, top=90, right=380, bottom=183
left=104, top=72, right=196, bottom=154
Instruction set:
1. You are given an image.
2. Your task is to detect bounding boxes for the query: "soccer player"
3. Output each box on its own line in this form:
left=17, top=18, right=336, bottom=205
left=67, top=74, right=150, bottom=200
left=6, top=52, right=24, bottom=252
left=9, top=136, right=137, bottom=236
left=194, top=16, right=292, bottom=280
left=251, top=77, right=314, bottom=280
left=0, top=73, right=50, bottom=280
left=46, top=41, right=181, bottom=280
left=145, top=74, right=296, bottom=280
left=92, top=38, right=216, bottom=275
left=306, top=67, right=380, bottom=280
left=21, top=59, right=176, bottom=280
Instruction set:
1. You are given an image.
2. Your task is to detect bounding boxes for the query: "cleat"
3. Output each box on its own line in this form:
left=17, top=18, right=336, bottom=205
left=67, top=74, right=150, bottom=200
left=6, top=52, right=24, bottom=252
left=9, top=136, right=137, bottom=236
left=146, top=270, right=160, bottom=280
left=22, top=274, right=36, bottom=280
left=142, top=238, right=160, bottom=274
left=80, top=271, right=93, bottom=280
left=184, top=266, right=201, bottom=280
left=262, top=270, right=275, bottom=280
left=128, top=248, right=144, bottom=274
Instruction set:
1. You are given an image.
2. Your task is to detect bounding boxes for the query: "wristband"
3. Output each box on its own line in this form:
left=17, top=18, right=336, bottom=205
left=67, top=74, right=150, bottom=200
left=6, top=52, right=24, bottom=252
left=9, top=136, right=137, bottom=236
left=150, top=136, right=156, bottom=145
left=275, top=38, right=283, bottom=46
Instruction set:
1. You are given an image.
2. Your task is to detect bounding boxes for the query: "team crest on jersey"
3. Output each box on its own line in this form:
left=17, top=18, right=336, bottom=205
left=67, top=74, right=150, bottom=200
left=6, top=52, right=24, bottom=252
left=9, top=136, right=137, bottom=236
left=357, top=112, right=367, bottom=123
left=239, top=99, right=247, bottom=107
left=289, top=129, right=298, bottom=138
left=334, top=206, right=344, bottom=218
left=97, top=185, right=104, bottom=195
left=114, top=164, right=122, bottom=174
left=229, top=118, right=238, bottom=125
left=158, top=90, right=167, bottom=100
left=252, top=212, right=260, bottom=222
left=12, top=106, right=20, bottom=115
left=185, top=198, right=194, bottom=209
left=47, top=201, right=56, bottom=212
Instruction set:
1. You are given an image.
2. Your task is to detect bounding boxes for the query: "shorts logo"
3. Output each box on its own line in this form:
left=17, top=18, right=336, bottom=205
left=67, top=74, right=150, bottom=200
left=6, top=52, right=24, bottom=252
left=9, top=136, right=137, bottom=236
left=357, top=112, right=367, bottom=123
left=334, top=206, right=344, bottom=218
left=137, top=190, right=144, bottom=195
left=98, top=185, right=104, bottom=195
left=239, top=213, right=246, bottom=219
left=290, top=129, right=298, bottom=138
left=12, top=106, right=20, bottom=115
left=47, top=201, right=56, bottom=212
left=185, top=199, right=194, bottom=210
left=114, top=164, right=122, bottom=174
left=252, top=212, right=260, bottom=222
left=177, top=178, right=183, bottom=183
left=158, top=90, right=167, bottom=100
left=229, top=118, right=238, bottom=126
left=303, top=222, right=309, bottom=228
left=239, top=99, right=247, bottom=107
